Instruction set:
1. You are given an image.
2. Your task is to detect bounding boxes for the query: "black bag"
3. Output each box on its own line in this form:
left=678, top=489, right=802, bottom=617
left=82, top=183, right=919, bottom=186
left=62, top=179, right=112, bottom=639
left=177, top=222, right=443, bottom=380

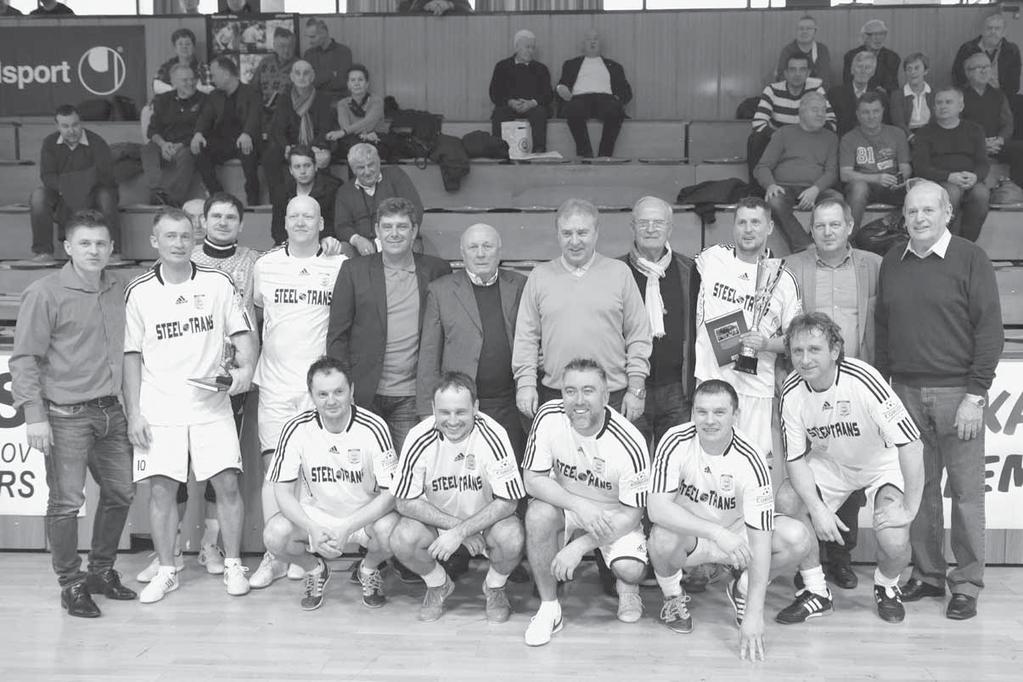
left=677, top=178, right=754, bottom=224
left=429, top=134, right=470, bottom=192
left=462, top=130, right=509, bottom=159
left=853, top=209, right=908, bottom=256
left=110, top=95, right=139, bottom=121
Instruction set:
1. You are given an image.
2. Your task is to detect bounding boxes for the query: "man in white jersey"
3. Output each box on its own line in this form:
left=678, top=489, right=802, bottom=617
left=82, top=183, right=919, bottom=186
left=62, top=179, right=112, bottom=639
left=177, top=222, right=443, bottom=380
left=647, top=380, right=813, bottom=661
left=124, top=207, right=257, bottom=604
left=694, top=195, right=802, bottom=463
left=263, top=357, right=400, bottom=611
left=249, top=195, right=348, bottom=589
left=390, top=372, right=526, bottom=623
left=522, top=358, right=651, bottom=647
left=777, top=312, right=923, bottom=624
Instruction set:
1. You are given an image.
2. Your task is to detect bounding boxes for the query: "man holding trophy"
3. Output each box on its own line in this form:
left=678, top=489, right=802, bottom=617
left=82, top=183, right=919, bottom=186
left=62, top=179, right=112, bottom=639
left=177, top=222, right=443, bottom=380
left=694, top=196, right=802, bottom=466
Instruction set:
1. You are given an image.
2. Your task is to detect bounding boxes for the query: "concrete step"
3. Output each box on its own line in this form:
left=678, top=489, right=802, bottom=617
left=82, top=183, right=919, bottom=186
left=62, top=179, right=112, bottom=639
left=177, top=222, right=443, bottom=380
left=996, top=264, right=1023, bottom=326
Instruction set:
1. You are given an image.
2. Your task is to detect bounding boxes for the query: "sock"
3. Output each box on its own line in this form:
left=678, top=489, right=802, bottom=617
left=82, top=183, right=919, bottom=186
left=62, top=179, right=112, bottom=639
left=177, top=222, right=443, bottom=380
left=201, top=519, right=220, bottom=546
left=799, top=566, right=829, bottom=597
left=616, top=579, right=639, bottom=595
left=423, top=563, right=448, bottom=588
left=737, top=569, right=749, bottom=596
left=536, top=599, right=561, bottom=620
left=159, top=565, right=178, bottom=575
left=223, top=557, right=241, bottom=569
left=656, top=570, right=684, bottom=598
left=360, top=562, right=379, bottom=577
left=485, top=566, right=509, bottom=589
left=874, top=567, right=900, bottom=589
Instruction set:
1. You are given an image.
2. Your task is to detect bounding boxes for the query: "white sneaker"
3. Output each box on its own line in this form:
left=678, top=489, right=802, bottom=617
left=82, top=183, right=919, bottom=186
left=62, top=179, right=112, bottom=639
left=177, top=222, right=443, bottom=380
left=287, top=563, right=306, bottom=580
left=198, top=543, right=226, bottom=575
left=524, top=607, right=564, bottom=647
left=224, top=563, right=251, bottom=596
left=136, top=551, right=183, bottom=583
left=249, top=552, right=287, bottom=589
left=617, top=591, right=644, bottom=623
left=139, top=569, right=179, bottom=604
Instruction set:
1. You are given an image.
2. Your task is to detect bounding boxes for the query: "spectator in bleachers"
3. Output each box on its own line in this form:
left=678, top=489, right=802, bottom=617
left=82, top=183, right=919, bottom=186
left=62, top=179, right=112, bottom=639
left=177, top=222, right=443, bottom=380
left=754, top=92, right=841, bottom=252
left=177, top=0, right=200, bottom=13
left=251, top=28, right=298, bottom=129
left=326, top=65, right=388, bottom=159
left=270, top=145, right=342, bottom=247
left=222, top=0, right=255, bottom=14
left=143, top=64, right=205, bottom=208
left=775, top=15, right=832, bottom=88
left=334, top=143, right=423, bottom=255
left=303, top=18, right=354, bottom=106
left=889, top=52, right=935, bottom=140
left=555, top=29, right=632, bottom=159
left=829, top=51, right=888, bottom=137
left=490, top=29, right=553, bottom=154
left=952, top=13, right=1020, bottom=126
left=399, top=0, right=473, bottom=13
left=154, top=29, right=213, bottom=96
left=960, top=52, right=1023, bottom=189
left=30, top=0, right=74, bottom=15
left=1, top=0, right=23, bottom=16
left=911, top=88, right=990, bottom=242
left=183, top=197, right=206, bottom=240
left=840, top=91, right=911, bottom=232
left=192, top=55, right=263, bottom=206
left=843, top=20, right=900, bottom=95
left=29, top=105, right=123, bottom=266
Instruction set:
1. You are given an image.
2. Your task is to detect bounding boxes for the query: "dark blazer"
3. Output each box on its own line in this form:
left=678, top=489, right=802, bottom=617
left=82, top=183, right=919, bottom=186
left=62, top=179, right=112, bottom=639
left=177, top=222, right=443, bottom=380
left=415, top=269, right=526, bottom=415
left=889, top=86, right=936, bottom=137
left=489, top=56, right=553, bottom=108
left=828, top=83, right=889, bottom=136
left=195, top=82, right=263, bottom=141
left=952, top=36, right=1022, bottom=97
left=327, top=253, right=452, bottom=407
left=557, top=56, right=633, bottom=105
left=271, top=171, right=343, bottom=238
left=268, top=89, right=337, bottom=149
left=843, top=46, right=901, bottom=94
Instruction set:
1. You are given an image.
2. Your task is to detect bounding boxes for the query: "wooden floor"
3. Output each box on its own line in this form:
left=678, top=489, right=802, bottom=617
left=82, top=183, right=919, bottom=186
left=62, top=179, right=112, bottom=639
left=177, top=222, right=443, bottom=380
left=1, top=552, right=1021, bottom=681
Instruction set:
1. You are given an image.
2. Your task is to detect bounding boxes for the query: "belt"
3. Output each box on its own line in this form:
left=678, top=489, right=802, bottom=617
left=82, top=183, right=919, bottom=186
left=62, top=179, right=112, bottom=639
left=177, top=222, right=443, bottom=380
left=53, top=396, right=119, bottom=409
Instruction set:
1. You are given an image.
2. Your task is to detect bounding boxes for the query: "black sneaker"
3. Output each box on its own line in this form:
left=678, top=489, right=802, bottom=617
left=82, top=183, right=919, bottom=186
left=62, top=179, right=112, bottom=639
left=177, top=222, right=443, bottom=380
left=392, top=558, right=422, bottom=584
left=726, top=577, right=746, bottom=626
left=827, top=559, right=858, bottom=590
left=85, top=569, right=137, bottom=600
left=874, top=584, right=905, bottom=623
left=300, top=559, right=331, bottom=611
left=349, top=560, right=388, bottom=585
left=359, top=568, right=386, bottom=609
left=776, top=588, right=834, bottom=624
left=658, top=593, right=693, bottom=634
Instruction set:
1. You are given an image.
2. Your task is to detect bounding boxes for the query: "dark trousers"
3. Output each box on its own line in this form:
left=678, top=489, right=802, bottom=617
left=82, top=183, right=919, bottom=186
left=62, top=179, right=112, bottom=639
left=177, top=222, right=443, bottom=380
left=478, top=394, right=526, bottom=464
left=45, top=400, right=134, bottom=587
left=141, top=141, right=196, bottom=207
left=196, top=135, right=261, bottom=206
left=633, top=380, right=692, bottom=447
left=942, top=181, right=989, bottom=242
left=766, top=186, right=843, bottom=252
left=492, top=105, right=549, bottom=153
left=371, top=394, right=418, bottom=456
left=824, top=490, right=864, bottom=564
left=996, top=142, right=1023, bottom=190
left=843, top=181, right=905, bottom=232
left=263, top=143, right=290, bottom=243
left=29, top=185, right=120, bottom=256
left=562, top=93, right=626, bottom=158
left=747, top=129, right=773, bottom=190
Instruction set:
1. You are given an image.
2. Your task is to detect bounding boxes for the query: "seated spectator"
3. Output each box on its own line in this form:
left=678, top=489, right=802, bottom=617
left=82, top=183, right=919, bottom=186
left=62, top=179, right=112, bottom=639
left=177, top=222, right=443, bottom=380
left=30, top=0, right=74, bottom=15
left=1, top=0, right=24, bottom=16
left=270, top=145, right=342, bottom=247
left=889, top=52, right=935, bottom=140
left=555, top=30, right=632, bottom=159
left=326, top=65, right=387, bottom=160
left=829, top=51, right=888, bottom=137
left=843, top=20, right=900, bottom=94
left=303, top=18, right=353, bottom=106
left=840, top=92, right=911, bottom=231
left=754, top=92, right=841, bottom=252
left=960, top=51, right=1023, bottom=188
left=143, top=64, right=205, bottom=207
left=953, top=13, right=1020, bottom=105
left=222, top=0, right=255, bottom=14
left=334, top=143, right=423, bottom=255
left=776, top=15, right=832, bottom=88
left=398, top=0, right=472, bottom=13
left=911, top=88, right=989, bottom=242
left=489, top=29, right=553, bottom=154
left=191, top=56, right=263, bottom=206
left=154, top=29, right=213, bottom=96
left=29, top=105, right=123, bottom=265
left=177, top=0, right=200, bottom=13
left=251, top=28, right=298, bottom=130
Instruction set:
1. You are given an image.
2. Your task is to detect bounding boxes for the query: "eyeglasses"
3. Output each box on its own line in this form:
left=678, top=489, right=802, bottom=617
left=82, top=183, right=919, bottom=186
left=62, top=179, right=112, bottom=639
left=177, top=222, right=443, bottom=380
left=635, top=219, right=669, bottom=230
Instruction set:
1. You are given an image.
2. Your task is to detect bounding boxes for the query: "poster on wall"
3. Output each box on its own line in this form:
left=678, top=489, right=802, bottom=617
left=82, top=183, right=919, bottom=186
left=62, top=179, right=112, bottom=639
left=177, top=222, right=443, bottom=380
left=206, top=14, right=299, bottom=84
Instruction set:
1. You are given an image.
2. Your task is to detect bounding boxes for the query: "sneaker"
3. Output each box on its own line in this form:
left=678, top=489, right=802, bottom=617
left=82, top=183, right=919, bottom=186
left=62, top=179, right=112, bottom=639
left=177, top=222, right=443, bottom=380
left=300, top=560, right=331, bottom=611
left=349, top=560, right=387, bottom=584
left=524, top=608, right=563, bottom=647
left=726, top=577, right=746, bottom=626
left=249, top=552, right=287, bottom=589
left=483, top=584, right=511, bottom=623
left=616, top=590, right=644, bottom=623
left=198, top=543, right=226, bottom=575
left=419, top=576, right=455, bottom=622
left=223, top=563, right=251, bottom=596
left=139, top=569, right=179, bottom=604
left=776, top=588, right=834, bottom=624
left=136, top=552, right=183, bottom=583
left=359, top=568, right=386, bottom=609
left=658, top=593, right=693, bottom=634
left=874, top=584, right=905, bottom=623
left=287, top=563, right=306, bottom=580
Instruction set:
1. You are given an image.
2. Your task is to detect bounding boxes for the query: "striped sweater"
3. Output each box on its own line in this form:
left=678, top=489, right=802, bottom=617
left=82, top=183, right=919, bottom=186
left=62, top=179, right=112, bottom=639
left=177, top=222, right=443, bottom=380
left=751, top=78, right=836, bottom=133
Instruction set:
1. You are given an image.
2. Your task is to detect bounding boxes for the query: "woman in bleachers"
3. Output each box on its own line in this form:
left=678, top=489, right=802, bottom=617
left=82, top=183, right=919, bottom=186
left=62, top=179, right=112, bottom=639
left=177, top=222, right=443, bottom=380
left=153, top=28, right=214, bottom=95
left=326, top=64, right=387, bottom=160
left=889, top=52, right=935, bottom=141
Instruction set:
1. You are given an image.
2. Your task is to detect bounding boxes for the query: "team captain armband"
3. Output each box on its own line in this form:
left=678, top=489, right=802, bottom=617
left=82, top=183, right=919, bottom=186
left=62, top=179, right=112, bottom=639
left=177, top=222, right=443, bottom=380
left=749, top=485, right=774, bottom=512
left=879, top=396, right=909, bottom=424
left=491, top=457, right=519, bottom=484
left=622, top=469, right=651, bottom=495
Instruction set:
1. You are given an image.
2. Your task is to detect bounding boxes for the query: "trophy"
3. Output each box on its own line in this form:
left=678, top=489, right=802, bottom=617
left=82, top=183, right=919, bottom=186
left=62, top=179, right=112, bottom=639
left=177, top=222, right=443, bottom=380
left=734, top=258, right=785, bottom=375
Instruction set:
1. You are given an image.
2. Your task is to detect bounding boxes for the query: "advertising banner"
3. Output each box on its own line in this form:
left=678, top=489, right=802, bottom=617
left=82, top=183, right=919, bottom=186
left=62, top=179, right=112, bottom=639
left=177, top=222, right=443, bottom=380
left=0, top=354, right=54, bottom=515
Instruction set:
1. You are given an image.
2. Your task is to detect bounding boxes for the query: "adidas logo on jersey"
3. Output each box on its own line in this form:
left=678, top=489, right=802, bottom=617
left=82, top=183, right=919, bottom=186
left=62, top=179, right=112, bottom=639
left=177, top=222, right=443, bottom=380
left=738, top=272, right=750, bottom=280
left=299, top=268, right=310, bottom=276
left=328, top=446, right=339, bottom=454
left=822, top=401, right=833, bottom=411
left=175, top=295, right=188, bottom=304
left=453, top=452, right=466, bottom=462
left=704, top=466, right=712, bottom=474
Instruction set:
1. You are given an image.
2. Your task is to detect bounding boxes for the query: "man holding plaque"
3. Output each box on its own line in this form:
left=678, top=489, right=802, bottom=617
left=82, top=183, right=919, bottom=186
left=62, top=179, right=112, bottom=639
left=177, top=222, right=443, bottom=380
left=694, top=196, right=802, bottom=464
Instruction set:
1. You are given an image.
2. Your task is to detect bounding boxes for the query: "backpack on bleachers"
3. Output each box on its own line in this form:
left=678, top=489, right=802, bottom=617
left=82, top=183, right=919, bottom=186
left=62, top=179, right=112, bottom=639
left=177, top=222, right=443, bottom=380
left=853, top=209, right=907, bottom=256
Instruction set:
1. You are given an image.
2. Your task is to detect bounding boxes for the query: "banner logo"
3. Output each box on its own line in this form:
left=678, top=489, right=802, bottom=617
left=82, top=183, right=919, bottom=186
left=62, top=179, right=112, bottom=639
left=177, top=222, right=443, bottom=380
left=78, top=46, right=126, bottom=97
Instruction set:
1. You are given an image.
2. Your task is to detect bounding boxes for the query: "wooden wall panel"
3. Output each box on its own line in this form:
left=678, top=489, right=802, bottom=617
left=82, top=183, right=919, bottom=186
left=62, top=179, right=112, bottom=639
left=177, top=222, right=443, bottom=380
left=630, top=12, right=678, bottom=120
left=717, top=10, right=766, bottom=119
left=676, top=12, right=722, bottom=121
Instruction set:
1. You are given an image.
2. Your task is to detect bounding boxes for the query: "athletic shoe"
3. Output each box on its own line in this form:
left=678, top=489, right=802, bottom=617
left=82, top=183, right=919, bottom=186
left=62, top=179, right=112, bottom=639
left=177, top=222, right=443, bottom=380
left=349, top=560, right=388, bottom=584
left=658, top=593, right=693, bottom=634
left=223, top=563, right=251, bottom=596
left=874, top=584, right=905, bottom=623
left=198, top=543, right=226, bottom=575
left=419, top=576, right=455, bottom=622
left=393, top=558, right=422, bottom=584
left=483, top=584, right=511, bottom=623
left=136, top=552, right=183, bottom=583
left=139, top=569, right=179, bottom=604
left=616, top=591, right=644, bottom=623
left=300, top=559, right=331, bottom=611
left=287, top=564, right=306, bottom=580
left=775, top=588, right=834, bottom=624
left=249, top=552, right=287, bottom=589
left=726, top=577, right=746, bottom=626
left=524, top=608, right=564, bottom=647
left=827, top=559, right=858, bottom=590
left=359, top=568, right=386, bottom=609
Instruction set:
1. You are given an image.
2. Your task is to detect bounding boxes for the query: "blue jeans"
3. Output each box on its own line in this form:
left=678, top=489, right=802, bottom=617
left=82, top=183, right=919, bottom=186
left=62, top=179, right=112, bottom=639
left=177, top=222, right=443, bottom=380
left=45, top=400, right=134, bottom=587
left=633, top=380, right=692, bottom=447
left=371, top=394, right=418, bottom=455
left=893, top=383, right=986, bottom=598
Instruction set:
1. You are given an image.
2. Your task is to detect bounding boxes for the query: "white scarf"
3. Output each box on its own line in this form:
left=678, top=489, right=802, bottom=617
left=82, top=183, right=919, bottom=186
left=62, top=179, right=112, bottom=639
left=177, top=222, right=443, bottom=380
left=631, top=248, right=672, bottom=338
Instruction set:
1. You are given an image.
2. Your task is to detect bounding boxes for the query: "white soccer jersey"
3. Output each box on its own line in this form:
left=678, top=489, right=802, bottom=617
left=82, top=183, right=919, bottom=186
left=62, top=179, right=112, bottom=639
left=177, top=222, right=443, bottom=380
left=652, top=424, right=774, bottom=531
left=266, top=406, right=397, bottom=518
left=393, top=413, right=525, bottom=519
left=523, top=400, right=651, bottom=510
left=694, top=244, right=802, bottom=398
left=252, top=246, right=346, bottom=396
left=781, top=357, right=921, bottom=469
left=125, top=263, right=252, bottom=426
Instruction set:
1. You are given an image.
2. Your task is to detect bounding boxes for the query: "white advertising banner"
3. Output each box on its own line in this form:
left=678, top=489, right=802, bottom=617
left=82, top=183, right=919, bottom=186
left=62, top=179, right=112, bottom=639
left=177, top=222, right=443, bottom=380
left=0, top=354, right=58, bottom=516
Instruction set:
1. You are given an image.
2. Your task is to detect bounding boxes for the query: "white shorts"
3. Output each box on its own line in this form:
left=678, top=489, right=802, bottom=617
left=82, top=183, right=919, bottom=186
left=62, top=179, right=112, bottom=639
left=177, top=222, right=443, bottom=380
left=301, top=504, right=371, bottom=558
left=564, top=509, right=647, bottom=565
left=808, top=456, right=905, bottom=513
left=737, top=393, right=774, bottom=462
left=683, top=517, right=747, bottom=568
left=133, top=417, right=242, bottom=483
left=258, top=390, right=314, bottom=453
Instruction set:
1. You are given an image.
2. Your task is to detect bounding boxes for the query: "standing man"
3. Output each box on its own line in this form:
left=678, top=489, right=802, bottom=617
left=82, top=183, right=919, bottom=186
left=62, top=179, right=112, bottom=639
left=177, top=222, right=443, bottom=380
left=843, top=20, right=901, bottom=95
left=302, top=18, right=353, bottom=105
left=952, top=13, right=1021, bottom=133
left=251, top=27, right=298, bottom=129
left=876, top=180, right=1003, bottom=620
left=144, top=64, right=205, bottom=208
left=489, top=29, right=553, bottom=154
left=11, top=210, right=136, bottom=618
left=513, top=198, right=652, bottom=423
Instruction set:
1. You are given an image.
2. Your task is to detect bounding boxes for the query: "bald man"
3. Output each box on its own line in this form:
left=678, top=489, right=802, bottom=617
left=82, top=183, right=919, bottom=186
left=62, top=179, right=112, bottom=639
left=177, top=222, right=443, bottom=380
left=417, top=223, right=528, bottom=459
left=489, top=30, right=553, bottom=153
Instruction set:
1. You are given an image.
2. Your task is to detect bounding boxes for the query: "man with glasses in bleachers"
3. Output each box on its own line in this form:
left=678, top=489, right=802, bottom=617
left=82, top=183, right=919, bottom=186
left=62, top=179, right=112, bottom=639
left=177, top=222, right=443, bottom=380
left=775, top=15, right=832, bottom=88
left=144, top=64, right=205, bottom=208
left=960, top=51, right=1023, bottom=191
left=843, top=19, right=900, bottom=95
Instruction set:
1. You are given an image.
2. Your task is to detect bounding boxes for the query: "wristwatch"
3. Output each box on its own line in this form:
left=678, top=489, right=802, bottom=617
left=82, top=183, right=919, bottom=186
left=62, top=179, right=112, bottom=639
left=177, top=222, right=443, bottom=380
left=628, top=386, right=647, bottom=400
left=965, top=394, right=986, bottom=407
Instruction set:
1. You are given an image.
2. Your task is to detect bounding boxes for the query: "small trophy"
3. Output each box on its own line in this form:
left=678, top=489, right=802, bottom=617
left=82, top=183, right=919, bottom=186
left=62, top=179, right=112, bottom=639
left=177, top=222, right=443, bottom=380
left=734, top=258, right=785, bottom=375
left=187, top=338, right=236, bottom=391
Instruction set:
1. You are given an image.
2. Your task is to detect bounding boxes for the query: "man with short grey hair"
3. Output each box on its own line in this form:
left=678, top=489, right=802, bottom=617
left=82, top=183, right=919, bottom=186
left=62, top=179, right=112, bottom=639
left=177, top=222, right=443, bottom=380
left=489, top=29, right=553, bottom=153
left=144, top=63, right=204, bottom=207
left=843, top=19, right=901, bottom=94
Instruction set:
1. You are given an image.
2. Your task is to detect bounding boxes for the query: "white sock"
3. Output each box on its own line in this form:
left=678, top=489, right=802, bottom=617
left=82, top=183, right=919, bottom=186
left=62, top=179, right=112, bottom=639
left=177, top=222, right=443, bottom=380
left=536, top=599, right=561, bottom=620
left=874, top=567, right=900, bottom=589
left=201, top=519, right=220, bottom=546
left=485, top=566, right=509, bottom=589
left=656, top=570, right=684, bottom=598
left=423, top=563, right=448, bottom=588
left=158, top=565, right=178, bottom=575
left=800, top=566, right=830, bottom=597
left=223, top=557, right=241, bottom=569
